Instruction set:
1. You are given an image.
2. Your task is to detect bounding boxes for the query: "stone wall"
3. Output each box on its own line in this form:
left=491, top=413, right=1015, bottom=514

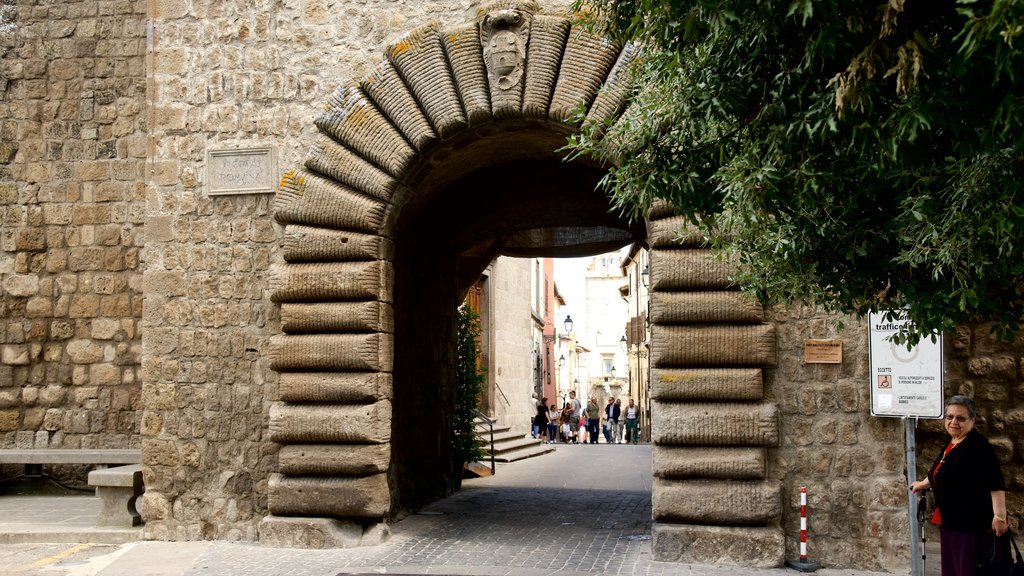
left=768, top=310, right=1024, bottom=569
left=139, top=0, right=551, bottom=542
left=486, top=256, right=534, bottom=433
left=0, top=1, right=147, bottom=456
left=2, top=0, right=1021, bottom=569
left=767, top=306, right=907, bottom=569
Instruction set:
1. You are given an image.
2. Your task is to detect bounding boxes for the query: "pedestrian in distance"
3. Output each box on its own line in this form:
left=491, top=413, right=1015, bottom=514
left=560, top=402, right=575, bottom=443
left=568, top=390, right=582, bottom=444
left=624, top=398, right=641, bottom=444
left=530, top=392, right=540, bottom=438
left=547, top=404, right=559, bottom=444
left=535, top=397, right=550, bottom=443
left=910, top=395, right=1009, bottom=576
left=613, top=398, right=625, bottom=443
left=602, top=397, right=615, bottom=443
left=585, top=397, right=600, bottom=444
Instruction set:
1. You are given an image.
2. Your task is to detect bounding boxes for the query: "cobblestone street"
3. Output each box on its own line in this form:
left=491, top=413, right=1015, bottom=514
left=2, top=443, right=910, bottom=575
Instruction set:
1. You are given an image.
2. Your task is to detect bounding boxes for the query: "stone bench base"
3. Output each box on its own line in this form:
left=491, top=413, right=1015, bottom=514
left=87, top=464, right=143, bottom=528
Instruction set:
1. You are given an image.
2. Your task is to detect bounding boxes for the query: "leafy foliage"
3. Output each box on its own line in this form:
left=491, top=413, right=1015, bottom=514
left=453, top=304, right=486, bottom=466
left=569, top=0, right=1024, bottom=344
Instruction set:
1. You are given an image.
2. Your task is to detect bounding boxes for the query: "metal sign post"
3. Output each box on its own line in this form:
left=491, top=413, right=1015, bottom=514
left=905, top=417, right=921, bottom=576
left=868, top=310, right=943, bottom=576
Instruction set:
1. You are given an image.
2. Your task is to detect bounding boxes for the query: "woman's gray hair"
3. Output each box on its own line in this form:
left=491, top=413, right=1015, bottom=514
left=948, top=395, right=977, bottom=419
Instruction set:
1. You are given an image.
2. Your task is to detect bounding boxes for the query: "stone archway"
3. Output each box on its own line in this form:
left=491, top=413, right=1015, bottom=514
left=262, top=0, right=782, bottom=566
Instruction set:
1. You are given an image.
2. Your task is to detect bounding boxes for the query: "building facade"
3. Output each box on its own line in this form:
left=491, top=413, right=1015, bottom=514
left=0, top=0, right=1021, bottom=570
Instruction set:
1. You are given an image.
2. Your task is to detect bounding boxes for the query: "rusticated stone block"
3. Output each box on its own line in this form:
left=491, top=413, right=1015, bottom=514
left=652, top=523, right=785, bottom=567
left=267, top=473, right=390, bottom=518
left=549, top=27, right=622, bottom=124
left=280, top=302, right=393, bottom=334
left=649, top=249, right=737, bottom=291
left=278, top=372, right=392, bottom=403
left=282, top=225, right=394, bottom=263
left=443, top=22, right=490, bottom=125
left=653, top=478, right=781, bottom=524
left=269, top=261, right=393, bottom=304
left=304, top=135, right=398, bottom=202
left=268, top=401, right=391, bottom=444
left=278, top=443, right=390, bottom=476
left=652, top=325, right=777, bottom=367
left=647, top=215, right=708, bottom=248
left=651, top=368, right=763, bottom=401
left=273, top=169, right=388, bottom=233
left=583, top=42, right=638, bottom=139
left=522, top=14, right=570, bottom=119
left=651, top=292, right=764, bottom=325
left=259, top=515, right=390, bottom=549
left=269, top=333, right=393, bottom=372
left=361, top=59, right=437, bottom=152
left=652, top=401, right=779, bottom=446
left=317, top=83, right=417, bottom=177
left=386, top=23, right=466, bottom=138
left=653, top=446, right=766, bottom=480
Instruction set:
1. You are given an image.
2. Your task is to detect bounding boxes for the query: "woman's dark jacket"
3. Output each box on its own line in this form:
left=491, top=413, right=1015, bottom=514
left=535, top=404, right=548, bottom=425
left=928, top=428, right=1006, bottom=533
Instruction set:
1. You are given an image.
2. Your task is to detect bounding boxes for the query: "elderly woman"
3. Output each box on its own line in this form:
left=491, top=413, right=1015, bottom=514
left=911, top=395, right=1008, bottom=576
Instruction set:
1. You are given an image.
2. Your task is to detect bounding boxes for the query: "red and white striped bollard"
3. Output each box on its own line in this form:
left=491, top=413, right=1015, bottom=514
left=785, top=486, right=820, bottom=572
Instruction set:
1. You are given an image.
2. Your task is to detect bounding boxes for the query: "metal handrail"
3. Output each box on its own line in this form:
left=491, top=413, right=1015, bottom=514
left=471, top=409, right=496, bottom=475
left=494, top=381, right=511, bottom=407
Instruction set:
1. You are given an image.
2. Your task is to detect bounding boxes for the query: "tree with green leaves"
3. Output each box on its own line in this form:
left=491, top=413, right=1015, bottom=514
left=453, top=304, right=486, bottom=471
left=569, top=0, right=1024, bottom=343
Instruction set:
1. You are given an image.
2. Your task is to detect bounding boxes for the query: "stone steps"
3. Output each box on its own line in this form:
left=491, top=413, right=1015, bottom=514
left=473, top=420, right=554, bottom=465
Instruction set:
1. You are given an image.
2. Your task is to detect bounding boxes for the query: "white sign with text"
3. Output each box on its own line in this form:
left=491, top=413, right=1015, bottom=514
left=868, top=310, right=944, bottom=418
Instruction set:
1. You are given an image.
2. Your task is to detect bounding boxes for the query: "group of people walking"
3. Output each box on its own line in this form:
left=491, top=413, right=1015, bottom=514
left=532, top=391, right=642, bottom=444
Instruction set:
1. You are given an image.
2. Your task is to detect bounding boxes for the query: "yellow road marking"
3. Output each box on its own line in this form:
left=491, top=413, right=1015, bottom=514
left=11, top=542, right=94, bottom=572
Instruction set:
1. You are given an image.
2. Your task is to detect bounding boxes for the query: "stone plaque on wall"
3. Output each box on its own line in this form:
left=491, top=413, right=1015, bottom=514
left=207, top=147, right=277, bottom=195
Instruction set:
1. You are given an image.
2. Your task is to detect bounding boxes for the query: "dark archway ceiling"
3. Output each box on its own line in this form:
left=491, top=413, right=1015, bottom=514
left=408, top=158, right=645, bottom=256
left=400, top=157, right=645, bottom=295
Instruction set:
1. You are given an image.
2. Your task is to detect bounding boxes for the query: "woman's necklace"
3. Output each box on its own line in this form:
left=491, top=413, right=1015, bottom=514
left=940, top=437, right=964, bottom=465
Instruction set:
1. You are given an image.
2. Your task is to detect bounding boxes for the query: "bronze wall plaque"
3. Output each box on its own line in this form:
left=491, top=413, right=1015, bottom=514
left=803, top=339, right=843, bottom=364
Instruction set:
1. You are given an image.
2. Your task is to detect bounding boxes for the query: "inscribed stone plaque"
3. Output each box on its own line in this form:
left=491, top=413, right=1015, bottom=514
left=207, top=147, right=277, bottom=195
left=803, top=339, right=843, bottom=364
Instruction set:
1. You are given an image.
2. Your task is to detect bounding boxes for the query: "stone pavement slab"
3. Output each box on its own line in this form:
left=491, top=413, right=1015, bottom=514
left=0, top=495, right=140, bottom=545
left=0, top=444, right=915, bottom=576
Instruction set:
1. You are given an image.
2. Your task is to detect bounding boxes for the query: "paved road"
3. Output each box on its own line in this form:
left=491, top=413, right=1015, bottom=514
left=0, top=444, right=909, bottom=575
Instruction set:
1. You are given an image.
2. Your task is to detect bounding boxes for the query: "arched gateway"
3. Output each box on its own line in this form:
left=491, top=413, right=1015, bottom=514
left=264, top=0, right=781, bottom=565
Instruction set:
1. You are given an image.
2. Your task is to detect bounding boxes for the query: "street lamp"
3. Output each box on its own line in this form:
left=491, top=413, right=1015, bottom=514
left=610, top=366, right=616, bottom=378
left=641, top=264, right=649, bottom=287
left=619, top=335, right=627, bottom=352
left=558, top=355, right=565, bottom=369
left=564, top=315, right=573, bottom=334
